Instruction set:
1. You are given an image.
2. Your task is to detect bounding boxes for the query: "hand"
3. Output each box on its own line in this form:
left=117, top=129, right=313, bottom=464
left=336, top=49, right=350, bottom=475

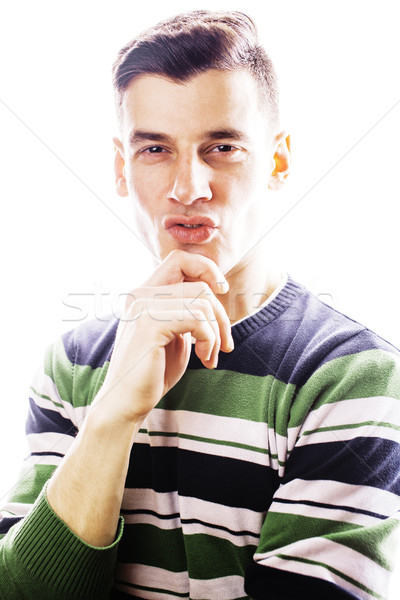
left=93, top=250, right=234, bottom=425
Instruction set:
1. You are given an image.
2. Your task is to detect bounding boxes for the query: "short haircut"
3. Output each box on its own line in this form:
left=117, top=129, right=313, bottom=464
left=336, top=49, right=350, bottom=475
left=112, top=10, right=279, bottom=131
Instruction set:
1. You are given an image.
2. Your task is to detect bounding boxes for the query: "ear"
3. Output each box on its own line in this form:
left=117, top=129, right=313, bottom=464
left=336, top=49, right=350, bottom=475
left=268, top=131, right=291, bottom=191
left=113, top=136, right=129, bottom=197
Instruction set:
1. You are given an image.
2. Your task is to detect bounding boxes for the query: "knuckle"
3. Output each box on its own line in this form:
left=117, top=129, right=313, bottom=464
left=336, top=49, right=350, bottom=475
left=189, top=308, right=207, bottom=322
left=168, top=248, right=184, bottom=262
left=192, top=298, right=210, bottom=311
left=193, top=281, right=212, bottom=298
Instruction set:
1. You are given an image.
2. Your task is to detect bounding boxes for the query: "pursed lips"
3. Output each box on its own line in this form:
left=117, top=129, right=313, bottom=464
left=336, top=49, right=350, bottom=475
left=163, top=215, right=218, bottom=243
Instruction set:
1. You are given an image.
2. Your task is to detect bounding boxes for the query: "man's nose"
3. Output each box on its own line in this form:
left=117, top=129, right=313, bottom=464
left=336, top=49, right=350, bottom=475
left=167, top=154, right=212, bottom=205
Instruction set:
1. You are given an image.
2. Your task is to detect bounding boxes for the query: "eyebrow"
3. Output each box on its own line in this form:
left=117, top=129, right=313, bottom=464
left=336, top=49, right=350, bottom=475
left=128, top=128, right=250, bottom=146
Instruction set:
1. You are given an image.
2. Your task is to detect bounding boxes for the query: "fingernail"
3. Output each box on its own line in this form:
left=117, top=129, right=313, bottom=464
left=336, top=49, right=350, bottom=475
left=228, top=336, right=235, bottom=351
left=217, top=279, right=229, bottom=294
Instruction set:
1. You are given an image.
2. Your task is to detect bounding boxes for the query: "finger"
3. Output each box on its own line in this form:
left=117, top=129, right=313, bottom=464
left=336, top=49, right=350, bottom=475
left=150, top=308, right=217, bottom=367
left=143, top=249, right=229, bottom=296
left=132, top=283, right=233, bottom=353
left=153, top=297, right=221, bottom=367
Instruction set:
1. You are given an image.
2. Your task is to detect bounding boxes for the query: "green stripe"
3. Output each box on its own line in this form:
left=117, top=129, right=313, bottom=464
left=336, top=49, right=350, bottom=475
left=259, top=512, right=393, bottom=570
left=303, top=420, right=400, bottom=437
left=71, top=363, right=109, bottom=408
left=291, top=349, right=400, bottom=428
left=158, top=370, right=296, bottom=436
left=143, top=429, right=272, bottom=457
left=120, top=525, right=255, bottom=580
left=184, top=534, right=255, bottom=579
left=276, top=554, right=383, bottom=599
left=44, top=338, right=109, bottom=408
left=325, top=516, right=397, bottom=571
left=258, top=512, right=361, bottom=555
left=4, top=464, right=56, bottom=505
left=29, top=385, right=64, bottom=409
left=118, top=524, right=187, bottom=573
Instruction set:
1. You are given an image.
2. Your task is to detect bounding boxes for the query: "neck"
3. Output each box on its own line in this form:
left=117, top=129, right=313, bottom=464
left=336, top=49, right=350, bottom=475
left=218, top=248, right=283, bottom=324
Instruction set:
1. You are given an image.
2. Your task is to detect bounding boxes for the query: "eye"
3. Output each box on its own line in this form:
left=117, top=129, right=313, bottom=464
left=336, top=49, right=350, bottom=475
left=211, top=144, right=236, bottom=153
left=145, top=146, right=165, bottom=153
left=206, top=144, right=244, bottom=163
left=136, top=145, right=169, bottom=161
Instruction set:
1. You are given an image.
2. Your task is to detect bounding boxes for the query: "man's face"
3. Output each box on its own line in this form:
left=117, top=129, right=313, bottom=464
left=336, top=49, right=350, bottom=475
left=114, top=69, right=288, bottom=275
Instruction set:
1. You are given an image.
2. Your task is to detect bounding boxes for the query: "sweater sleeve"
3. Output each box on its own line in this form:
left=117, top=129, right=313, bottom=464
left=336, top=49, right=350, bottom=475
left=0, top=328, right=122, bottom=599
left=245, top=344, right=400, bottom=600
left=0, top=482, right=123, bottom=600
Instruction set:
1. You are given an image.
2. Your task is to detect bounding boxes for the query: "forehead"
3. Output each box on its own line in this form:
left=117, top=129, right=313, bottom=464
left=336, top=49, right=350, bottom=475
left=120, top=69, right=270, bottom=141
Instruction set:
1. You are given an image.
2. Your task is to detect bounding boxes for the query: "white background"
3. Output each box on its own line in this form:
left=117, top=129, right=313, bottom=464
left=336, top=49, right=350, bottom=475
left=0, top=0, right=399, bottom=591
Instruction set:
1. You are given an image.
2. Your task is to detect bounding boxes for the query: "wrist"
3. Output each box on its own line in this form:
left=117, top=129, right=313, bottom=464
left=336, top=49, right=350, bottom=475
left=85, top=400, right=145, bottom=443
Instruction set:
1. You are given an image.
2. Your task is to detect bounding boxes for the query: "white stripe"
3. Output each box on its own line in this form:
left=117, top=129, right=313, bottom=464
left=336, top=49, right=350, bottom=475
left=254, top=557, right=375, bottom=600
left=122, top=488, right=178, bottom=516
left=122, top=511, right=181, bottom=531
left=181, top=521, right=258, bottom=547
left=139, top=431, right=271, bottom=467
left=141, top=410, right=290, bottom=472
left=287, top=424, right=302, bottom=453
left=274, top=479, right=400, bottom=518
left=296, top=421, right=400, bottom=446
left=301, top=396, right=400, bottom=434
left=121, top=489, right=263, bottom=545
left=116, top=563, right=189, bottom=596
left=29, top=370, right=89, bottom=429
left=147, top=409, right=269, bottom=452
left=275, top=431, right=291, bottom=475
left=190, top=574, right=245, bottom=600
left=0, top=502, right=32, bottom=516
left=179, top=495, right=262, bottom=534
left=269, top=496, right=380, bottom=528
left=255, top=536, right=388, bottom=598
left=27, top=431, right=75, bottom=456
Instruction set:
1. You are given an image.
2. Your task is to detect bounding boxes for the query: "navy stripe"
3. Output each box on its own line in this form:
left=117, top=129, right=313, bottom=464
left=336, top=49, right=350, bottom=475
left=126, top=444, right=280, bottom=512
left=189, top=285, right=397, bottom=387
left=123, top=508, right=259, bottom=538
left=274, top=497, right=387, bottom=520
left=122, top=509, right=181, bottom=520
left=26, top=398, right=78, bottom=437
left=284, top=438, right=400, bottom=494
left=62, top=313, right=118, bottom=369
left=245, top=562, right=361, bottom=599
left=60, top=278, right=399, bottom=388
left=0, top=516, right=23, bottom=535
left=28, top=451, right=65, bottom=459
left=181, top=518, right=259, bottom=539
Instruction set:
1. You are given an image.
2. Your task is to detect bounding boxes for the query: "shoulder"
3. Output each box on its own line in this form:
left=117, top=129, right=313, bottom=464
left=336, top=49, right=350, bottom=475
left=41, top=314, right=119, bottom=407
left=252, top=276, right=400, bottom=386
left=289, top=280, right=400, bottom=398
left=58, top=313, right=119, bottom=369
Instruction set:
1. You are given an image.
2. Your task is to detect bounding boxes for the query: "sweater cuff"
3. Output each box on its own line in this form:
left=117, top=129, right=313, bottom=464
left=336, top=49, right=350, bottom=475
left=5, top=481, right=124, bottom=599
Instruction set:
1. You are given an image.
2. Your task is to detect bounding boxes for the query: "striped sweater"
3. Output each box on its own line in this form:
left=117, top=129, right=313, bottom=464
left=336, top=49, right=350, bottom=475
left=1, top=276, right=400, bottom=600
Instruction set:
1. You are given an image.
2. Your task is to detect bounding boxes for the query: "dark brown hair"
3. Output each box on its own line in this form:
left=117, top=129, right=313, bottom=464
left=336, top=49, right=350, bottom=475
left=112, top=10, right=279, bottom=130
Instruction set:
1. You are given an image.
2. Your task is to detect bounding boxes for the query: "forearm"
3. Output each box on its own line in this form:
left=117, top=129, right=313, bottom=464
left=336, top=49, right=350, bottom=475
left=47, top=398, right=142, bottom=547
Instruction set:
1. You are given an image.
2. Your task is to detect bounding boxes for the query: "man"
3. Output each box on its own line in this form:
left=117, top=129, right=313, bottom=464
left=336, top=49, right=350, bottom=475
left=0, top=9, right=399, bottom=600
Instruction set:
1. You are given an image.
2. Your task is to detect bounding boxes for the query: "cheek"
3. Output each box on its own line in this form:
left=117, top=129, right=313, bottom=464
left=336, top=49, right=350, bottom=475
left=127, top=165, right=172, bottom=210
left=125, top=173, right=157, bottom=236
